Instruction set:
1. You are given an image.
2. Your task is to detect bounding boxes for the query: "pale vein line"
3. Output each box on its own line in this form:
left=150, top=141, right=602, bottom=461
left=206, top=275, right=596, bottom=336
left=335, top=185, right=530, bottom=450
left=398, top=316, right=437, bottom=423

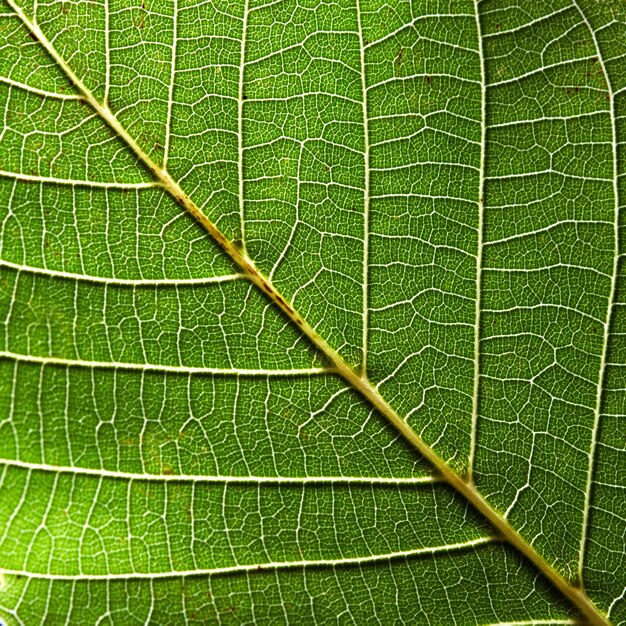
left=371, top=161, right=479, bottom=173
left=0, top=458, right=438, bottom=485
left=0, top=75, right=83, bottom=100
left=244, top=30, right=357, bottom=67
left=0, top=169, right=158, bottom=189
left=368, top=73, right=480, bottom=91
left=488, top=55, right=598, bottom=87
left=0, top=536, right=496, bottom=580
left=0, top=351, right=332, bottom=376
left=469, top=0, right=486, bottom=481
left=238, top=0, right=249, bottom=254
left=104, top=0, right=110, bottom=105
left=486, top=170, right=610, bottom=183
left=483, top=303, right=603, bottom=324
left=483, top=621, right=576, bottom=626
left=487, top=110, right=605, bottom=129
left=607, top=587, right=626, bottom=621
left=162, top=0, right=178, bottom=169
left=247, top=0, right=283, bottom=13
left=485, top=264, right=610, bottom=280
left=355, top=0, right=370, bottom=377
left=0, top=259, right=247, bottom=286
left=481, top=4, right=575, bottom=38
left=364, top=13, right=473, bottom=50
left=572, top=1, right=621, bottom=591
left=485, top=220, right=613, bottom=246
left=268, top=145, right=302, bottom=281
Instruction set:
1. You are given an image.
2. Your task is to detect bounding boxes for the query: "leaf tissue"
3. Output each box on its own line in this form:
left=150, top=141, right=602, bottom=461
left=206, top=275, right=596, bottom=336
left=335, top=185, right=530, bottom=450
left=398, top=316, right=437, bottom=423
left=0, top=0, right=624, bottom=624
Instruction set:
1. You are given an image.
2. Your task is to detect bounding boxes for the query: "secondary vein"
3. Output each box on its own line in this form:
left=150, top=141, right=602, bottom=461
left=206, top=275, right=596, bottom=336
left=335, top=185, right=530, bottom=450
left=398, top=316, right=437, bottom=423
left=571, top=0, right=621, bottom=592
left=0, top=536, right=496, bottom=580
left=468, top=0, right=486, bottom=481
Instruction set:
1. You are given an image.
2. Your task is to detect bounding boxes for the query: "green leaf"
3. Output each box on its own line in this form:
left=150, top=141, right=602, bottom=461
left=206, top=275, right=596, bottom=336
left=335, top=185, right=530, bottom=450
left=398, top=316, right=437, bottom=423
left=0, top=0, right=624, bottom=624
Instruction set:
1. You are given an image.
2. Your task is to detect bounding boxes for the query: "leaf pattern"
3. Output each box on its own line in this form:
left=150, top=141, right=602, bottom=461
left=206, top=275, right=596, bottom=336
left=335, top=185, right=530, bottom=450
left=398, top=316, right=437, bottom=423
left=0, top=1, right=624, bottom=624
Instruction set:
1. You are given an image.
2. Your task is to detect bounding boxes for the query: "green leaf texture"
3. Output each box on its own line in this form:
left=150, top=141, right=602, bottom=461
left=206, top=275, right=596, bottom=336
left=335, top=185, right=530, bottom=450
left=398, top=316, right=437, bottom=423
left=0, top=0, right=624, bottom=624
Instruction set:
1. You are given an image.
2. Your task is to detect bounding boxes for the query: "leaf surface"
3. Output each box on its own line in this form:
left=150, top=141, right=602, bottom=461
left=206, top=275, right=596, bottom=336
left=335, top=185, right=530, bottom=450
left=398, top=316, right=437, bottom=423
left=0, top=0, right=624, bottom=624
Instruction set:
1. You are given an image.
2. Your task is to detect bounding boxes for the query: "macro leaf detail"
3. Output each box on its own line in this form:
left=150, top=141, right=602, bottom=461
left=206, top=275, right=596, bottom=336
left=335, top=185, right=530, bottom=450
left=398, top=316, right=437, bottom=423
left=0, top=0, right=625, bottom=624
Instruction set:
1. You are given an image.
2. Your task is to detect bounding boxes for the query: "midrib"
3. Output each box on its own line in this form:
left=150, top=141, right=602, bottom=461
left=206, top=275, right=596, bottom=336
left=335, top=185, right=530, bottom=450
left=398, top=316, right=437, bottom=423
left=3, top=1, right=610, bottom=624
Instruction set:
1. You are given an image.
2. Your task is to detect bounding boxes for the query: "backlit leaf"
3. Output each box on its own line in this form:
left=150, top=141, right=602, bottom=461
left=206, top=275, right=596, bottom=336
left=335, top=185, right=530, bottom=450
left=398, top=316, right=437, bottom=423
left=0, top=0, right=624, bottom=624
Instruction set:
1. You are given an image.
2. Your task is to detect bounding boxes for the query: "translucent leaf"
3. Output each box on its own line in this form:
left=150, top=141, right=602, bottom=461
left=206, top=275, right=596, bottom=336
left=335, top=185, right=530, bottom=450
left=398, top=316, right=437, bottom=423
left=0, top=0, right=624, bottom=624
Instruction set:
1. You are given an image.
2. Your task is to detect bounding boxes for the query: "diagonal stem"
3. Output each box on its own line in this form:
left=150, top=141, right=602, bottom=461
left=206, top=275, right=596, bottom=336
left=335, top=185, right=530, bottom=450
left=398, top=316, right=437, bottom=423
left=4, top=2, right=611, bottom=624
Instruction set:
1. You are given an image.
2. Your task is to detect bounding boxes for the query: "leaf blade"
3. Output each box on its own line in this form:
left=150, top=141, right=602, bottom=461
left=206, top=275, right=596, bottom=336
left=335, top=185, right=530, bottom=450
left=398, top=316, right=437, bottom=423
left=0, top=0, right=624, bottom=624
